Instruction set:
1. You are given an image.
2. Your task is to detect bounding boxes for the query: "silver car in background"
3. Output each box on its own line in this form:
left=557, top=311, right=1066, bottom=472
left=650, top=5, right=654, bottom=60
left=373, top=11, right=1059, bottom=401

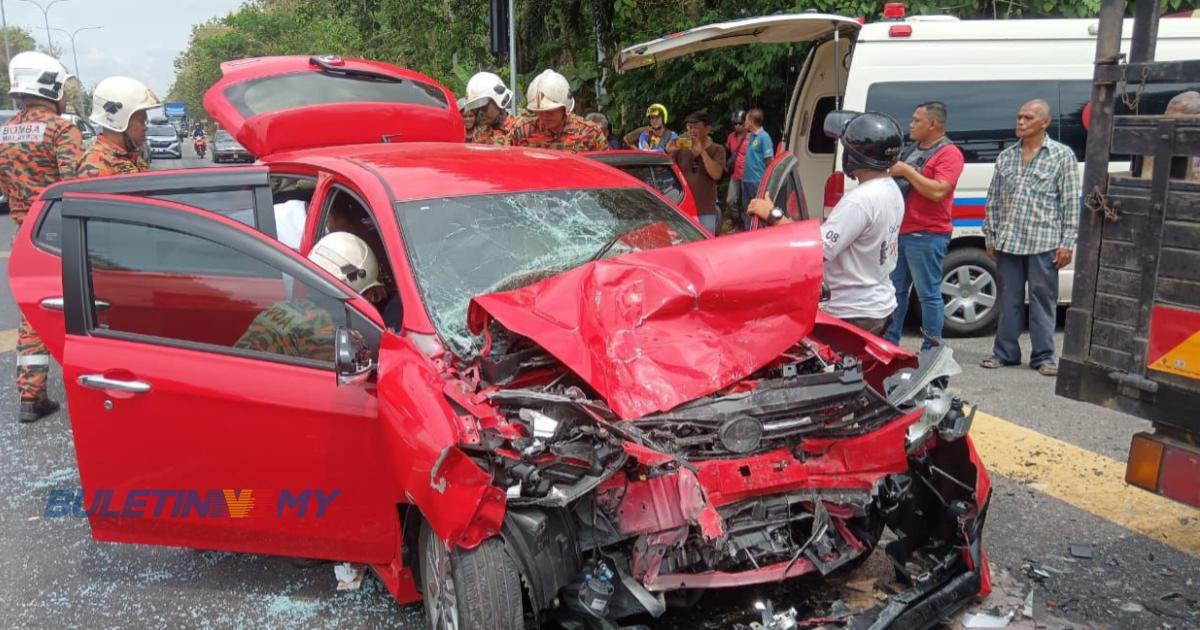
left=146, top=123, right=181, bottom=159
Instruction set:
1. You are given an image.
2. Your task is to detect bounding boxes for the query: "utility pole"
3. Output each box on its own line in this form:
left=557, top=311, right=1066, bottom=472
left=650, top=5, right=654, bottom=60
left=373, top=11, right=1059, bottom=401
left=508, top=0, right=517, bottom=114
left=2, top=0, right=13, bottom=108
left=18, top=0, right=67, bottom=52
left=47, top=25, right=99, bottom=84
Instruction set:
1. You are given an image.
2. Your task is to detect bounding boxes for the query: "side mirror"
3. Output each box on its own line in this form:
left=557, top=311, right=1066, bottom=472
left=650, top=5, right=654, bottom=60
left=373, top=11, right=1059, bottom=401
left=334, top=327, right=374, bottom=385
left=823, top=109, right=860, bottom=139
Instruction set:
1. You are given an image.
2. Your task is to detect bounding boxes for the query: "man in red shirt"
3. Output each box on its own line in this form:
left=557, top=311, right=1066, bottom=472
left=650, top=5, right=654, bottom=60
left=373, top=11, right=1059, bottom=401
left=724, top=110, right=748, bottom=229
left=884, top=101, right=964, bottom=348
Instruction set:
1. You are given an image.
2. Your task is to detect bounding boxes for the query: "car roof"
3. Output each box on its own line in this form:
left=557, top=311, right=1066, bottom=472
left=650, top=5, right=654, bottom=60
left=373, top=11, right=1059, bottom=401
left=263, top=142, right=645, bottom=201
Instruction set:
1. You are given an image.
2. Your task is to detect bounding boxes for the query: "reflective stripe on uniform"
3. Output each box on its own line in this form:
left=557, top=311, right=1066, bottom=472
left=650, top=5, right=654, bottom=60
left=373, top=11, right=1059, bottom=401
left=17, top=355, right=50, bottom=366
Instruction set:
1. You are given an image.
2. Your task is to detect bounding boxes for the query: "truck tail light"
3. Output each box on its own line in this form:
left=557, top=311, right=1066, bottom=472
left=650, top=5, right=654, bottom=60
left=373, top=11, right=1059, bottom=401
left=1126, top=432, right=1200, bottom=508
left=883, top=2, right=906, bottom=19
left=889, top=25, right=913, bottom=37
left=823, top=172, right=845, bottom=210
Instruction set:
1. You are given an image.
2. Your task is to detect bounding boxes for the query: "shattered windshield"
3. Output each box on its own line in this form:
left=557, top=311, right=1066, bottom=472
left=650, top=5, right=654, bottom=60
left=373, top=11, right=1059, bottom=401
left=396, top=188, right=706, bottom=358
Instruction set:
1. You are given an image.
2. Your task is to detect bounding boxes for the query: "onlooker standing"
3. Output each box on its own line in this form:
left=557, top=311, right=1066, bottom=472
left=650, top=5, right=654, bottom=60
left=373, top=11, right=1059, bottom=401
left=724, top=109, right=749, bottom=228
left=884, top=101, right=964, bottom=348
left=739, top=108, right=774, bottom=226
left=748, top=112, right=905, bottom=335
left=638, top=104, right=677, bottom=152
left=668, top=111, right=726, bottom=233
left=585, top=112, right=623, bottom=150
left=980, top=99, right=1079, bottom=375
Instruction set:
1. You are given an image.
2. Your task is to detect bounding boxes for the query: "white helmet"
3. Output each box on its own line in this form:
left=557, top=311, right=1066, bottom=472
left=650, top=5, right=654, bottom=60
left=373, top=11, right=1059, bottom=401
left=525, top=69, right=573, bottom=113
left=462, top=72, right=512, bottom=112
left=7, top=51, right=71, bottom=101
left=308, top=232, right=383, bottom=294
left=90, top=76, right=162, bottom=133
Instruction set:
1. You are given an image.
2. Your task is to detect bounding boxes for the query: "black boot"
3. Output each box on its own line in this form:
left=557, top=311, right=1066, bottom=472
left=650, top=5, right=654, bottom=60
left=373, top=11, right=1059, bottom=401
left=19, top=399, right=60, bottom=423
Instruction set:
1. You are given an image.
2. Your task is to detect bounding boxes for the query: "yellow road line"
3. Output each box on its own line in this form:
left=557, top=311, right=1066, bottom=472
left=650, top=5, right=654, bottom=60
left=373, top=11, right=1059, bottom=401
left=973, top=410, right=1200, bottom=558
left=0, top=328, right=15, bottom=352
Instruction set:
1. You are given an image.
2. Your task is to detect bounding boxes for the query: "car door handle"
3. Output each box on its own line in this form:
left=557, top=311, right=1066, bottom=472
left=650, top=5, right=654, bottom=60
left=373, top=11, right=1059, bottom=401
left=41, top=297, right=111, bottom=311
left=77, top=374, right=151, bottom=394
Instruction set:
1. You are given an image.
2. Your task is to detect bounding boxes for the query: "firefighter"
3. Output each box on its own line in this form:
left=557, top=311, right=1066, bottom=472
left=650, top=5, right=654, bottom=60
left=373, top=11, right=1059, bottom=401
left=507, top=69, right=607, bottom=152
left=235, top=232, right=383, bottom=360
left=462, top=72, right=516, bottom=145
left=76, top=76, right=161, bottom=178
left=0, top=51, right=84, bottom=423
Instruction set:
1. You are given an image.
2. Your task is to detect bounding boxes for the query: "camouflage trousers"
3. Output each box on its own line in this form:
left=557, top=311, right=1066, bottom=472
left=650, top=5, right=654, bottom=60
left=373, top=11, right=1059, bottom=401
left=17, top=316, right=50, bottom=402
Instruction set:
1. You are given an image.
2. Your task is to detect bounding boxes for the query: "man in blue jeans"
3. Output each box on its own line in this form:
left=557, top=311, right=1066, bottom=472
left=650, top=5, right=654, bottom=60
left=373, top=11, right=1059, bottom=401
left=981, top=99, right=1079, bottom=376
left=885, top=101, right=964, bottom=349
left=739, top=108, right=774, bottom=228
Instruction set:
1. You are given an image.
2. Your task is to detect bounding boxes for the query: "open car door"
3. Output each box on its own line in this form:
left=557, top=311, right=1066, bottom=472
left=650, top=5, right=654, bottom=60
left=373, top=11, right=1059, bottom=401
left=203, top=55, right=463, bottom=156
left=53, top=192, right=395, bottom=562
left=749, top=151, right=809, bottom=229
left=615, top=14, right=860, bottom=71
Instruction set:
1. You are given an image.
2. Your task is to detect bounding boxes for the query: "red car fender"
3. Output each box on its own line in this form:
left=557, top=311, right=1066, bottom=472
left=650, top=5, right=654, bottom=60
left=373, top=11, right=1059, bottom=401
left=376, top=333, right=506, bottom=550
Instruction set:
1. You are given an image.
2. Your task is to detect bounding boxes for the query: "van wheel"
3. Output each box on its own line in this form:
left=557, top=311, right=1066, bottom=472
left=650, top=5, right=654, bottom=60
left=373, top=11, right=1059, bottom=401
left=418, top=522, right=525, bottom=630
left=941, top=247, right=999, bottom=337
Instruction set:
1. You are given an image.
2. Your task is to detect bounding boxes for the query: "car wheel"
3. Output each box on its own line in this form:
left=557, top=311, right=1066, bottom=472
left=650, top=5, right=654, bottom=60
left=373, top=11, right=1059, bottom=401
left=418, top=521, right=524, bottom=630
left=941, top=247, right=999, bottom=337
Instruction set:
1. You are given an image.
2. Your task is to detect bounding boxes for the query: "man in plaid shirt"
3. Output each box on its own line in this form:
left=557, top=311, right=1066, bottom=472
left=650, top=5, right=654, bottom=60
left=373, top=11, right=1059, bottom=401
left=981, top=99, right=1080, bottom=376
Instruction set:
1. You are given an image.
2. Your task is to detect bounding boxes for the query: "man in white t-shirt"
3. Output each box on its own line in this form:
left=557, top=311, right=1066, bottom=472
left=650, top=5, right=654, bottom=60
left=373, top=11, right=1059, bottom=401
left=749, top=111, right=905, bottom=335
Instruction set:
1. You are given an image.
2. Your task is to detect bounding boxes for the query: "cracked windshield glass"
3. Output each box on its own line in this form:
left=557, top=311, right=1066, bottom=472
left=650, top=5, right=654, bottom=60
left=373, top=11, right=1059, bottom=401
left=396, top=188, right=706, bottom=357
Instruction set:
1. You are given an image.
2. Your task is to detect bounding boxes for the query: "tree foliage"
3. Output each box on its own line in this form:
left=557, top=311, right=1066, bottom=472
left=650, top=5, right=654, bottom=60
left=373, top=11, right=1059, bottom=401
left=168, top=0, right=1193, bottom=136
left=1, top=26, right=39, bottom=99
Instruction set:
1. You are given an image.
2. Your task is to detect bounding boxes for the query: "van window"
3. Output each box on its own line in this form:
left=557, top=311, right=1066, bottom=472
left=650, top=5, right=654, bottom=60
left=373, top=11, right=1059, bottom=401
left=1058, top=80, right=1200, bottom=160
left=807, top=96, right=839, bottom=155
left=867, top=80, right=1200, bottom=164
left=866, top=81, right=1062, bottom=164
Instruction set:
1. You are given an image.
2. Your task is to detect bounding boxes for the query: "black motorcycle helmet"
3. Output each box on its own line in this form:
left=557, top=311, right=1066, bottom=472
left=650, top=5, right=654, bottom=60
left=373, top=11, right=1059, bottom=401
left=825, top=111, right=904, bottom=178
left=731, top=109, right=747, bottom=125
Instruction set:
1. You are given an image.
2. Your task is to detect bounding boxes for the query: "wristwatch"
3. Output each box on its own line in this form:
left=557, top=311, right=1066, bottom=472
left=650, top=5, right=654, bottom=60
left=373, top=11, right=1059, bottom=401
left=766, top=207, right=787, bottom=225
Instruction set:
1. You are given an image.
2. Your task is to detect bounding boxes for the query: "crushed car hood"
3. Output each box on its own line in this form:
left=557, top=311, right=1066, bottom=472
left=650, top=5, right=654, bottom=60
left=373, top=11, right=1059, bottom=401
left=468, top=220, right=824, bottom=420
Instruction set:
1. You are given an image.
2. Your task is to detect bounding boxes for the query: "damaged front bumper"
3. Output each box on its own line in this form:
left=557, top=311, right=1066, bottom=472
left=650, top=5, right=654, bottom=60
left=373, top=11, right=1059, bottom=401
left=459, top=343, right=991, bottom=628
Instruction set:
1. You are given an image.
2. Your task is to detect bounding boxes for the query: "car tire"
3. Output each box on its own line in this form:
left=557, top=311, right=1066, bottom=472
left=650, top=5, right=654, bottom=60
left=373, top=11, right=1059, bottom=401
left=941, top=247, right=1000, bottom=337
left=418, top=521, right=525, bottom=630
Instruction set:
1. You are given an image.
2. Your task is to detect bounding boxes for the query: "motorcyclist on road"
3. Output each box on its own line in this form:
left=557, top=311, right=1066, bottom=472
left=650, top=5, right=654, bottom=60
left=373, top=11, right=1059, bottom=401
left=192, top=122, right=206, bottom=139
left=77, top=76, right=159, bottom=178
left=0, top=51, right=84, bottom=423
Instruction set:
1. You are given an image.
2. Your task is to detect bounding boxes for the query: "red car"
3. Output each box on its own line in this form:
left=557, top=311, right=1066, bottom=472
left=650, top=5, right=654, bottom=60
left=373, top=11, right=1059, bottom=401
left=582, top=150, right=701, bottom=222
left=10, top=55, right=991, bottom=629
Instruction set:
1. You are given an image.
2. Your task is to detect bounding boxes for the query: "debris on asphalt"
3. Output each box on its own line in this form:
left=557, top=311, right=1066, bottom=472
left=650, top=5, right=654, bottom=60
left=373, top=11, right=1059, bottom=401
left=750, top=600, right=799, bottom=630
left=1068, top=544, right=1093, bottom=559
left=1022, top=589, right=1035, bottom=619
left=333, top=562, right=365, bottom=591
left=961, top=608, right=1015, bottom=628
left=1120, top=602, right=1145, bottom=613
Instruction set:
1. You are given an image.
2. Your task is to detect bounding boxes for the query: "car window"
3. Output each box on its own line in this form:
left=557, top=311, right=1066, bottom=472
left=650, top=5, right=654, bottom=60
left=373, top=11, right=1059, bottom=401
left=216, top=130, right=234, bottom=142
left=37, top=188, right=259, bottom=251
left=395, top=187, right=706, bottom=358
left=223, top=71, right=448, bottom=119
left=85, top=218, right=346, bottom=364
left=613, top=164, right=684, bottom=204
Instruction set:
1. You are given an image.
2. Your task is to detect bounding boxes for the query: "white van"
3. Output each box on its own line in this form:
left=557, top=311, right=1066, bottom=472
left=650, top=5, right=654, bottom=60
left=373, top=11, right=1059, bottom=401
left=618, top=9, right=1200, bottom=336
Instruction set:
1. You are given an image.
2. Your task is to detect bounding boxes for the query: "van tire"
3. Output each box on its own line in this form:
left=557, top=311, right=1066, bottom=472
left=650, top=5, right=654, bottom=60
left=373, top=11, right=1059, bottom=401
left=941, top=247, right=1000, bottom=337
left=418, top=522, right=525, bottom=630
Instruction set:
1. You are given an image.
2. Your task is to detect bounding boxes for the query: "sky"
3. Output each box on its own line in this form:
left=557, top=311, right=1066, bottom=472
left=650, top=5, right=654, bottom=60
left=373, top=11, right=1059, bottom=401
left=2, top=0, right=246, bottom=97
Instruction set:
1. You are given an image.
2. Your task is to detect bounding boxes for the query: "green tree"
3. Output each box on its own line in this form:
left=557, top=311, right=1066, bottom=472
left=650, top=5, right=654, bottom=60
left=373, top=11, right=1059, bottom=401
left=1, top=26, right=39, bottom=99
